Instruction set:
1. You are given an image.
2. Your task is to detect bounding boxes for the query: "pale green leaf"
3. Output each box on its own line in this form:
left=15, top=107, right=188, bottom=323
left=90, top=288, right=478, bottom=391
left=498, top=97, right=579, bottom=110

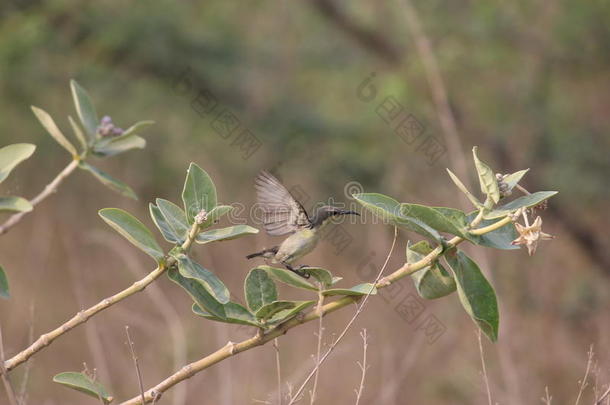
left=445, top=249, right=499, bottom=342
left=192, top=302, right=260, bottom=327
left=245, top=268, right=277, bottom=312
left=173, top=253, right=230, bottom=304
left=255, top=300, right=297, bottom=320
left=258, top=265, right=317, bottom=291
left=408, top=241, right=456, bottom=299
left=98, top=208, right=163, bottom=262
left=168, top=268, right=226, bottom=319
left=0, top=143, right=36, bottom=183
left=92, top=134, right=146, bottom=157
left=31, top=106, right=77, bottom=156
left=0, top=196, right=32, bottom=213
left=483, top=191, right=558, bottom=219
left=0, top=265, right=9, bottom=299
left=182, top=163, right=217, bottom=223
left=68, top=116, right=88, bottom=152
left=70, top=80, right=99, bottom=140
left=446, top=169, right=482, bottom=208
left=152, top=199, right=189, bottom=244
left=267, top=300, right=316, bottom=324
left=472, top=146, right=500, bottom=204
left=53, top=371, right=113, bottom=403
left=79, top=162, right=137, bottom=200
left=196, top=225, right=258, bottom=244
left=322, top=283, right=377, bottom=296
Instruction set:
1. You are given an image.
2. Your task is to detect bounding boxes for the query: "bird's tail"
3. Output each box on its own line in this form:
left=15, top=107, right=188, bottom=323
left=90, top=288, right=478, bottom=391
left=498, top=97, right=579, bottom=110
left=246, top=246, right=278, bottom=260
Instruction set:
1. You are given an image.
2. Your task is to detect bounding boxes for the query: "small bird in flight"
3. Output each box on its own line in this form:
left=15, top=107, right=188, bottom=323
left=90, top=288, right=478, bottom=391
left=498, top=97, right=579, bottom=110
left=246, top=171, right=359, bottom=277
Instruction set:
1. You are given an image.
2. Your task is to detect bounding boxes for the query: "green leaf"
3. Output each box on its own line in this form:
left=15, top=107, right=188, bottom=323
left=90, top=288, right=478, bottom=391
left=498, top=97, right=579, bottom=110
left=501, top=169, right=529, bottom=193
left=446, top=169, right=482, bottom=208
left=68, top=116, right=88, bottom=153
left=200, top=205, right=234, bottom=228
left=258, top=265, right=317, bottom=291
left=92, top=134, right=146, bottom=157
left=70, top=80, right=99, bottom=141
left=322, top=283, right=377, bottom=296
left=53, top=371, right=113, bottom=404
left=353, top=193, right=441, bottom=241
left=445, top=249, right=499, bottom=342
left=115, top=120, right=154, bottom=138
left=168, top=267, right=226, bottom=319
left=472, top=146, right=500, bottom=204
left=467, top=213, right=520, bottom=250
left=331, top=276, right=343, bottom=285
left=79, top=162, right=137, bottom=200
left=31, top=106, right=78, bottom=156
left=267, top=300, right=316, bottom=324
left=196, top=225, right=259, bottom=244
left=182, top=163, right=217, bottom=223
left=301, top=267, right=333, bottom=288
left=98, top=208, right=163, bottom=262
left=0, top=196, right=32, bottom=213
left=192, top=302, right=260, bottom=327
left=401, top=204, right=472, bottom=240
left=255, top=301, right=297, bottom=320
left=173, top=253, right=230, bottom=304
left=245, top=268, right=277, bottom=312
left=483, top=191, right=558, bottom=219
left=150, top=199, right=189, bottom=244
left=0, top=143, right=36, bottom=184
left=408, top=241, right=456, bottom=299
left=0, top=265, right=9, bottom=299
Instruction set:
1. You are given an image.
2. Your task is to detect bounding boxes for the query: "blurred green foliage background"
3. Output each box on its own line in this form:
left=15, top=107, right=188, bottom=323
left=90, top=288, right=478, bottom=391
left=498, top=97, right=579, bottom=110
left=1, top=1, right=609, bottom=404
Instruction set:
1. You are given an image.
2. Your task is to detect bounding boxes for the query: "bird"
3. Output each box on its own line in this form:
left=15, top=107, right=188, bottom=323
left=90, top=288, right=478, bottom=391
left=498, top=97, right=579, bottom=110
left=246, top=171, right=360, bottom=277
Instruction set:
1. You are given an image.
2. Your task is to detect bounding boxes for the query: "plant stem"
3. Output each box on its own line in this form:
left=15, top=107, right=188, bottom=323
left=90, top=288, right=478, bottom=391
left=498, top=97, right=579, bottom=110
left=118, top=215, right=514, bottom=405
left=3, top=221, right=202, bottom=373
left=0, top=159, right=80, bottom=235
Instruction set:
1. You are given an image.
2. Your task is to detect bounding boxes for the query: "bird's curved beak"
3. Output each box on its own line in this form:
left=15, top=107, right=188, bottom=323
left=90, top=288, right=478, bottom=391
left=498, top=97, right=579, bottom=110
left=339, top=210, right=360, bottom=216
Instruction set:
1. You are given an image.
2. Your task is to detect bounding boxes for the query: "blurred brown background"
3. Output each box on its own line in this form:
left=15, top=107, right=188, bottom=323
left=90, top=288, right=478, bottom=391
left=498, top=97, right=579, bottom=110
left=1, top=0, right=610, bottom=404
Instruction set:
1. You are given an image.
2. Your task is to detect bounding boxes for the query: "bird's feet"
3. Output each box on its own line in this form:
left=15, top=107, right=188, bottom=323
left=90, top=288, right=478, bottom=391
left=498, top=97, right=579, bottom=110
left=283, top=264, right=311, bottom=279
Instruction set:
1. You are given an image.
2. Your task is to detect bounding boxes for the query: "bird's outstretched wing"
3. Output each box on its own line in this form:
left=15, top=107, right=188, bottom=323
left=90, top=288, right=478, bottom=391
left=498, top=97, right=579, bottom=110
left=255, top=171, right=311, bottom=236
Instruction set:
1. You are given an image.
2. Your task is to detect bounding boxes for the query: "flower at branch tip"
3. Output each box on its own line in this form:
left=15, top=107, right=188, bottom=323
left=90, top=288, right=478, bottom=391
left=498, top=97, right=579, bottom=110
left=511, top=216, right=554, bottom=256
left=97, top=115, right=124, bottom=137
left=195, top=209, right=208, bottom=224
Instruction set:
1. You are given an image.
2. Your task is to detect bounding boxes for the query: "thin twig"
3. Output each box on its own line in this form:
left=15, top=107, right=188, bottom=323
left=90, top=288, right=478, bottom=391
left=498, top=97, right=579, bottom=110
left=477, top=329, right=493, bottom=405
left=118, top=216, right=512, bottom=404
left=0, top=325, right=18, bottom=405
left=596, top=385, right=610, bottom=405
left=4, top=220, right=202, bottom=373
left=309, top=288, right=326, bottom=405
left=0, top=159, right=79, bottom=235
left=17, top=301, right=36, bottom=405
left=354, top=329, right=369, bottom=405
left=288, top=226, right=398, bottom=405
left=575, top=345, right=594, bottom=405
left=273, top=338, right=282, bottom=405
left=542, top=386, right=552, bottom=405
left=125, top=326, right=146, bottom=405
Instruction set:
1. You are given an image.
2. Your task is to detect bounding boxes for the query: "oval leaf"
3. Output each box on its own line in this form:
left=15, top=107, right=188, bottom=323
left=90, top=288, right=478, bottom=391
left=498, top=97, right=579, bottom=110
left=168, top=267, right=226, bottom=319
left=115, top=120, right=154, bottom=138
left=70, top=80, right=99, bottom=140
left=98, top=208, right=163, bottom=262
left=258, top=266, right=317, bottom=291
left=0, top=196, right=32, bottom=213
left=68, top=116, right=88, bottom=153
left=53, top=371, right=113, bottom=404
left=200, top=205, right=234, bottom=228
left=301, top=267, right=333, bottom=288
left=0, top=143, right=36, bottom=183
left=31, top=106, right=78, bottom=156
left=445, top=249, right=499, bottom=342
left=408, top=241, right=456, bottom=299
left=0, top=265, right=9, bottom=299
left=267, top=300, right=316, bottom=324
left=322, top=283, right=377, bottom=297
left=192, top=302, right=260, bottom=327
left=79, top=162, right=137, bottom=200
left=255, top=301, right=297, bottom=320
left=245, top=268, right=277, bottom=312
left=153, top=199, right=189, bottom=244
left=174, top=254, right=230, bottom=304
left=473, top=146, right=500, bottom=204
left=354, top=193, right=441, bottom=241
left=182, top=163, right=217, bottom=223
left=501, top=169, right=529, bottom=193
left=483, top=191, right=558, bottom=220
left=196, top=225, right=259, bottom=244
left=92, top=134, right=146, bottom=157
left=467, top=213, right=519, bottom=250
